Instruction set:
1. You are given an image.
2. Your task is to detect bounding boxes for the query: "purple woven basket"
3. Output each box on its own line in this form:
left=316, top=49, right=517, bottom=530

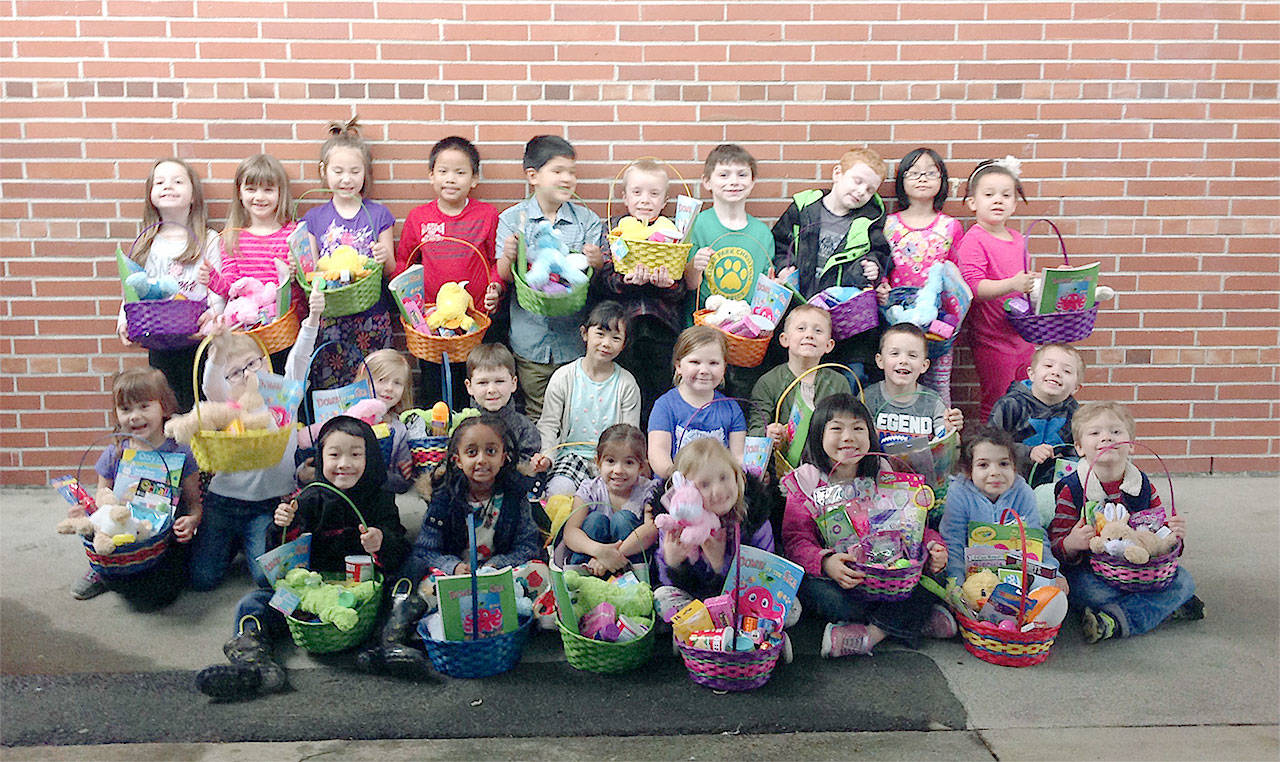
left=676, top=638, right=781, bottom=692
left=124, top=298, right=207, bottom=350
left=1008, top=305, right=1097, bottom=344
left=816, top=288, right=879, bottom=340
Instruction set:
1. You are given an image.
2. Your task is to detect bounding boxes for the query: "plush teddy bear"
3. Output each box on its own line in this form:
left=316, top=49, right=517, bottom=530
left=164, top=372, right=275, bottom=444
left=56, top=487, right=154, bottom=555
left=274, top=567, right=378, bottom=632
left=654, top=471, right=721, bottom=563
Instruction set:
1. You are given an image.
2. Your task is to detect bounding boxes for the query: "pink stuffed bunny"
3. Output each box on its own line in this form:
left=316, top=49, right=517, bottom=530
left=223, top=277, right=279, bottom=330
left=655, top=471, right=721, bottom=563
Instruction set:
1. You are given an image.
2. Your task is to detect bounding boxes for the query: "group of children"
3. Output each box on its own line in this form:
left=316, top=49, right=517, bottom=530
left=83, top=124, right=1201, bottom=699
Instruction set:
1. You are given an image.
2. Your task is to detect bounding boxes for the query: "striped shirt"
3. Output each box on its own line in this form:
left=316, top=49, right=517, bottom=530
left=209, top=222, right=297, bottom=298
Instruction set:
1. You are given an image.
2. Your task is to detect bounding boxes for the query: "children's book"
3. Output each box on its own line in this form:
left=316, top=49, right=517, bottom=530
left=721, top=546, right=804, bottom=628
left=256, top=533, right=312, bottom=586
left=437, top=567, right=518, bottom=641
left=256, top=370, right=304, bottom=428
left=114, top=448, right=185, bottom=506
left=1037, top=261, right=1099, bottom=314
left=743, top=436, right=773, bottom=478
left=310, top=377, right=375, bottom=425
left=751, top=275, right=793, bottom=326
left=387, top=264, right=427, bottom=324
left=288, top=221, right=316, bottom=275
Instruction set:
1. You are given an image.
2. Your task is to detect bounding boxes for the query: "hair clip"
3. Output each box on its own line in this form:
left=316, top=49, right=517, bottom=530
left=992, top=155, right=1022, bottom=179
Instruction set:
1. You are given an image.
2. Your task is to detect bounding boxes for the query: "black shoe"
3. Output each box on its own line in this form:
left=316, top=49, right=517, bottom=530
left=215, top=617, right=288, bottom=695
left=356, top=583, right=430, bottom=676
left=196, top=663, right=262, bottom=699
left=1168, top=595, right=1205, bottom=622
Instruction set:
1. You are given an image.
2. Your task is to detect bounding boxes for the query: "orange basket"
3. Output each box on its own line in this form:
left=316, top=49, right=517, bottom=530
left=400, top=235, right=493, bottom=364
left=246, top=300, right=301, bottom=354
left=693, top=309, right=771, bottom=368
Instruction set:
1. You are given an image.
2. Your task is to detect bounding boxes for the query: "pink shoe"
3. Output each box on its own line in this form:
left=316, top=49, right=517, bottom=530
left=922, top=604, right=958, bottom=639
left=821, top=622, right=874, bottom=658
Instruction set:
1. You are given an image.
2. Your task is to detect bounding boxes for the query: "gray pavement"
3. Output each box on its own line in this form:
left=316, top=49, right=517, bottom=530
left=2, top=476, right=1278, bottom=759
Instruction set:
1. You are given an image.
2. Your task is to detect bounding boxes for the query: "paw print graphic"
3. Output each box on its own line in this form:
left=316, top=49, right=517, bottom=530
left=709, top=247, right=752, bottom=300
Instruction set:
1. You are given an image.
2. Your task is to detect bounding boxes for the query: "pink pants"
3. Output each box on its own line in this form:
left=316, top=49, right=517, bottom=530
left=972, top=341, right=1033, bottom=422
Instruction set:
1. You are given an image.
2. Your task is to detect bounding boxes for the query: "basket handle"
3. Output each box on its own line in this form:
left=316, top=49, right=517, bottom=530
left=126, top=220, right=204, bottom=263
left=695, top=229, right=774, bottom=306
left=466, top=507, right=481, bottom=642
left=1020, top=218, right=1069, bottom=278
left=192, top=331, right=275, bottom=434
left=405, top=234, right=494, bottom=295
left=772, top=363, right=864, bottom=425
left=674, top=396, right=755, bottom=454
left=301, top=339, right=377, bottom=428
left=280, top=479, right=370, bottom=546
left=997, top=507, right=1032, bottom=627
left=604, top=157, right=694, bottom=224
left=73, top=432, right=181, bottom=523
left=1079, top=440, right=1176, bottom=520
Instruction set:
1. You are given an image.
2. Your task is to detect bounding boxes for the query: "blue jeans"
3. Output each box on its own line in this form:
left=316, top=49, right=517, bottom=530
left=189, top=492, right=276, bottom=592
left=800, top=574, right=933, bottom=647
left=568, top=510, right=644, bottom=565
left=1064, top=564, right=1195, bottom=637
left=233, top=587, right=289, bottom=642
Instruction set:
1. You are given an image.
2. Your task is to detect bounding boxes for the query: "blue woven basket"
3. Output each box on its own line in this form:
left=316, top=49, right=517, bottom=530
left=417, top=615, right=532, bottom=679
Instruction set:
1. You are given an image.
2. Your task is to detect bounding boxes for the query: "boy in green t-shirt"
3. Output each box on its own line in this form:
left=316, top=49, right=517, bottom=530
left=685, top=144, right=788, bottom=398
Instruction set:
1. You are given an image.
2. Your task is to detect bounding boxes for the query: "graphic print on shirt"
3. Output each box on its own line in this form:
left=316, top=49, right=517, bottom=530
left=674, top=424, right=727, bottom=452
left=874, top=411, right=935, bottom=447
left=318, top=219, right=374, bottom=257
left=707, top=246, right=753, bottom=300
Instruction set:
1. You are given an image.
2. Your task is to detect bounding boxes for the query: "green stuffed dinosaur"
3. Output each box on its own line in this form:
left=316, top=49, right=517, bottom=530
left=563, top=569, right=653, bottom=621
left=275, top=567, right=377, bottom=632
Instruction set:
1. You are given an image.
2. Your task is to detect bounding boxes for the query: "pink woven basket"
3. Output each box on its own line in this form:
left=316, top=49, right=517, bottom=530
left=1084, top=441, right=1182, bottom=592
left=1006, top=219, right=1098, bottom=344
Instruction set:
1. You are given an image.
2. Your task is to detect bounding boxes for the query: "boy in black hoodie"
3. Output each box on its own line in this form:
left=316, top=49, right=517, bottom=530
left=988, top=343, right=1084, bottom=487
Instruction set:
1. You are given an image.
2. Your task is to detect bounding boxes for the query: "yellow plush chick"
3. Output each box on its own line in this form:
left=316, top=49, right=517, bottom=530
left=314, top=245, right=370, bottom=281
left=614, top=216, right=651, bottom=241
left=427, top=281, right=476, bottom=331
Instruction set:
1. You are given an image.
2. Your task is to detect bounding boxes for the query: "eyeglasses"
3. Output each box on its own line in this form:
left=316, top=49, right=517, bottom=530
left=224, top=356, right=263, bottom=383
left=903, top=170, right=941, bottom=181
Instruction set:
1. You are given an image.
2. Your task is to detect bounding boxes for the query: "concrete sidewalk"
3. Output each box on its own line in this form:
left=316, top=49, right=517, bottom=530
left=2, top=476, right=1277, bottom=760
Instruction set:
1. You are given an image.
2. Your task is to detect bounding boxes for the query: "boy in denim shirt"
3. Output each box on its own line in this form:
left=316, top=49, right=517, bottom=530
left=496, top=135, right=604, bottom=419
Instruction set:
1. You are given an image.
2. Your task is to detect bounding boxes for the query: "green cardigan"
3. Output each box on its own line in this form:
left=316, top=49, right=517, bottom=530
left=748, top=364, right=853, bottom=464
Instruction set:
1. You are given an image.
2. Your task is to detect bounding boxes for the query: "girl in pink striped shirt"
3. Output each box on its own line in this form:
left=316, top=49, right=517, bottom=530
left=199, top=154, right=300, bottom=317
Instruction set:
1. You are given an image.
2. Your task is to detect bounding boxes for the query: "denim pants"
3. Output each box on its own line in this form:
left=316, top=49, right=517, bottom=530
left=800, top=574, right=934, bottom=647
left=232, top=587, right=289, bottom=642
left=189, top=491, right=277, bottom=591
left=1064, top=564, right=1195, bottom=637
left=569, top=510, right=644, bottom=565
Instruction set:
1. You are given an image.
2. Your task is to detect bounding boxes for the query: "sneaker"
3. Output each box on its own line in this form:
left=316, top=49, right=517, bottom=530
left=71, top=569, right=106, bottom=600
left=1081, top=607, right=1118, bottom=644
left=821, top=622, right=874, bottom=658
left=922, top=604, right=958, bottom=639
left=1167, top=595, right=1205, bottom=622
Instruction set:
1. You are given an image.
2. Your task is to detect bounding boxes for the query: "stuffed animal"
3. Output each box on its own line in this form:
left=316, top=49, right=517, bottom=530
left=959, top=569, right=1000, bottom=613
left=885, top=261, right=946, bottom=327
left=343, top=398, right=388, bottom=426
left=311, top=245, right=371, bottom=286
left=164, top=371, right=275, bottom=444
left=562, top=568, right=653, bottom=621
left=275, top=567, right=377, bottom=632
left=426, top=281, right=477, bottom=332
left=702, top=294, right=751, bottom=327
left=654, top=471, right=721, bottom=562
left=125, top=271, right=180, bottom=301
left=223, top=277, right=279, bottom=330
left=56, top=487, right=154, bottom=555
left=1089, top=504, right=1177, bottom=564
left=524, top=219, right=589, bottom=292
left=612, top=215, right=681, bottom=242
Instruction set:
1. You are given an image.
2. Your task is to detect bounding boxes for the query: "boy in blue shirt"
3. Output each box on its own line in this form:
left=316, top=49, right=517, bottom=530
left=496, top=135, right=604, bottom=420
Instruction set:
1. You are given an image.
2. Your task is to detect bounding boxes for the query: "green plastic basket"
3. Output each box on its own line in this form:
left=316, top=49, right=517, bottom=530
left=558, top=618, right=655, bottom=674
left=513, top=235, right=591, bottom=317
left=296, top=260, right=383, bottom=318
left=279, top=482, right=384, bottom=653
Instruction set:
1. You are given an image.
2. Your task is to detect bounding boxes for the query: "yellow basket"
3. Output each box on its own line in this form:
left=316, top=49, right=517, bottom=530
left=189, top=332, right=294, bottom=472
left=605, top=157, right=695, bottom=279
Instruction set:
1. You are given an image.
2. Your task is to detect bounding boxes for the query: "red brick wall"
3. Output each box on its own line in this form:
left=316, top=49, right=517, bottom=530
left=2, top=1, right=1277, bottom=484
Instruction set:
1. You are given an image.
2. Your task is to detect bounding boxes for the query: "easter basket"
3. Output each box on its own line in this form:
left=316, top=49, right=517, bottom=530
left=815, top=288, right=879, bottom=341
left=417, top=508, right=533, bottom=678
left=243, top=277, right=301, bottom=355
left=692, top=307, right=771, bottom=368
left=1085, top=442, right=1183, bottom=593
left=188, top=333, right=294, bottom=473
left=604, top=158, right=694, bottom=280
left=279, top=482, right=384, bottom=653
left=953, top=508, right=1061, bottom=667
left=548, top=532, right=655, bottom=674
left=872, top=388, right=961, bottom=508
left=674, top=525, right=782, bottom=692
left=402, top=360, right=459, bottom=471
left=68, top=434, right=178, bottom=579
left=513, top=231, right=592, bottom=318
left=1006, top=219, right=1098, bottom=344
left=119, top=222, right=210, bottom=351
left=291, top=194, right=385, bottom=318
left=770, top=363, right=863, bottom=480
left=400, top=236, right=493, bottom=364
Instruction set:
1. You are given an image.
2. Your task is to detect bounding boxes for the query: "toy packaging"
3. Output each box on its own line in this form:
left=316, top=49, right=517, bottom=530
left=554, top=568, right=654, bottom=643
